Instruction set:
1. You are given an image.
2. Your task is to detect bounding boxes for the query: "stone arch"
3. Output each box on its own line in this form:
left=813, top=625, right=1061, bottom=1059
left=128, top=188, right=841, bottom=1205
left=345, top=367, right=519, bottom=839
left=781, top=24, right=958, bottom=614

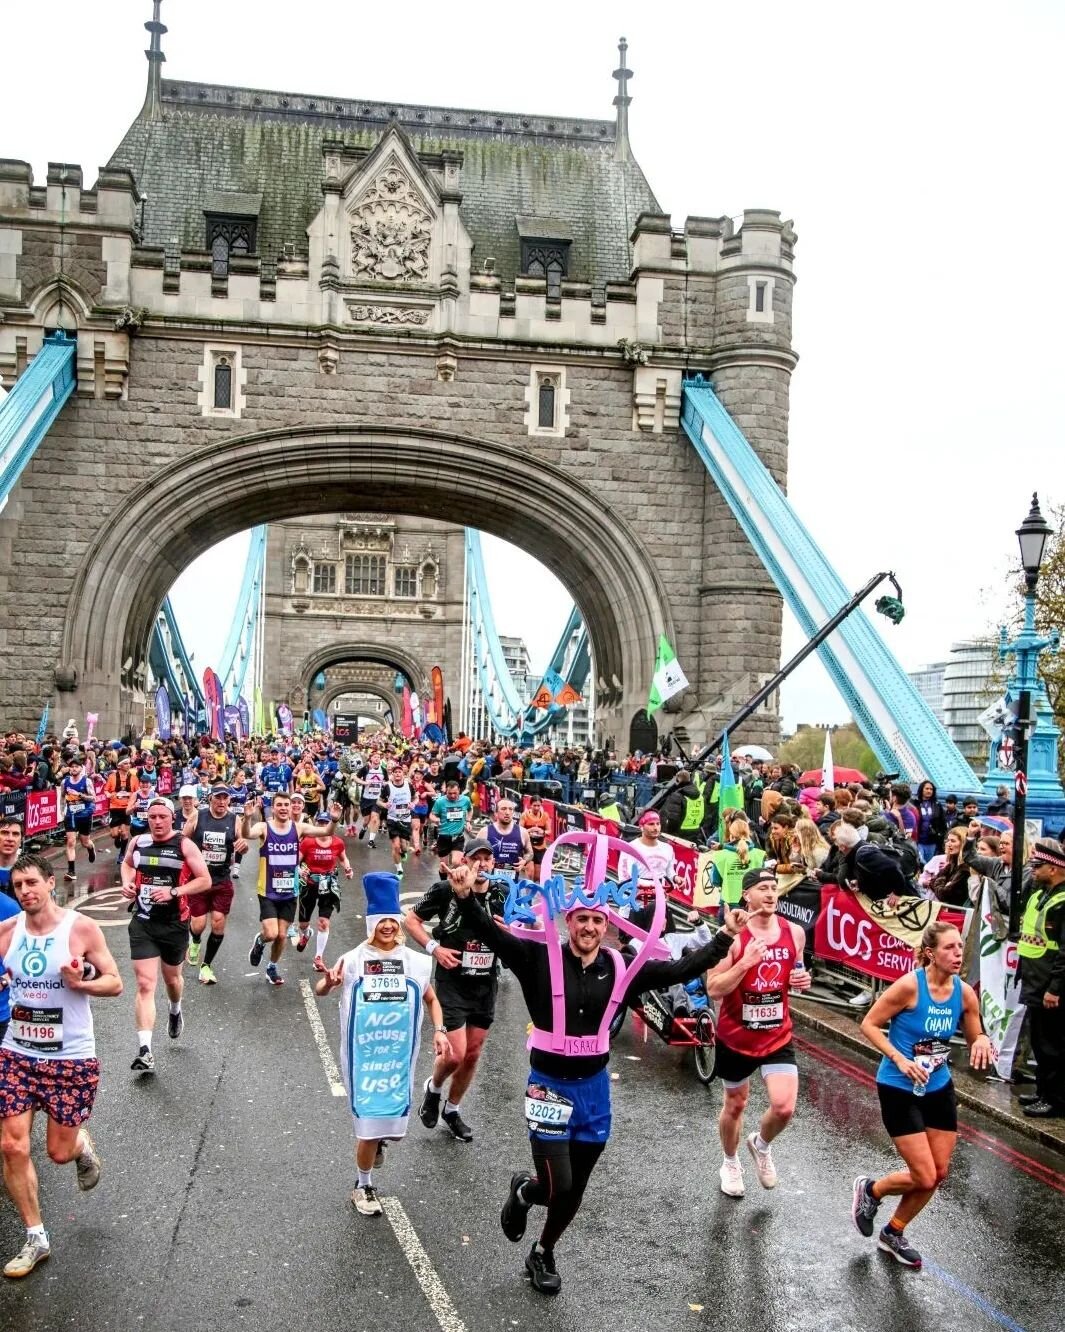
left=320, top=682, right=396, bottom=718
left=295, top=642, right=429, bottom=701
left=60, top=424, right=674, bottom=731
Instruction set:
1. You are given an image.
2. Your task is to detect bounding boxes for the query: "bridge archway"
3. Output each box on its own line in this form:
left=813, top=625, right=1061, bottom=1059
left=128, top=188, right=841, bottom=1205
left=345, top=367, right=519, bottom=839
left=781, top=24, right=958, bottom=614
left=321, top=684, right=396, bottom=718
left=61, top=424, right=672, bottom=734
left=297, top=643, right=428, bottom=701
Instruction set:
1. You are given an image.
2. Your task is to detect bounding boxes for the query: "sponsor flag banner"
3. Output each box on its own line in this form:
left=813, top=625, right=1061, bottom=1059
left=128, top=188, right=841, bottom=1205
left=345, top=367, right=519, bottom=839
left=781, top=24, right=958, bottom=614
left=431, top=667, right=445, bottom=730
left=85, top=712, right=99, bottom=743
left=35, top=702, right=50, bottom=746
left=976, top=878, right=1025, bottom=1080
left=400, top=686, right=413, bottom=739
left=253, top=687, right=265, bottom=736
left=313, top=708, right=328, bottom=730
left=237, top=696, right=251, bottom=739
left=277, top=703, right=293, bottom=736
left=814, top=887, right=969, bottom=982
left=156, top=685, right=171, bottom=740
left=647, top=635, right=688, bottom=712
left=223, top=704, right=241, bottom=738
left=717, top=732, right=745, bottom=842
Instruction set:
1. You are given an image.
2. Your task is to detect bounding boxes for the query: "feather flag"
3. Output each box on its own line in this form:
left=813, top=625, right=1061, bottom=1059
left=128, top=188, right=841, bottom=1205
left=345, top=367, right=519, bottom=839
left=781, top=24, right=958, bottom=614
left=717, top=732, right=745, bottom=843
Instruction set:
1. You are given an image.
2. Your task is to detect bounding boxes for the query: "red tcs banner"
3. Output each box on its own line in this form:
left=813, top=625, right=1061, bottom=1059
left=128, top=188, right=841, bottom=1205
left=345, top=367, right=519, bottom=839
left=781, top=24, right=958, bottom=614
left=25, top=789, right=60, bottom=835
left=814, top=886, right=969, bottom=982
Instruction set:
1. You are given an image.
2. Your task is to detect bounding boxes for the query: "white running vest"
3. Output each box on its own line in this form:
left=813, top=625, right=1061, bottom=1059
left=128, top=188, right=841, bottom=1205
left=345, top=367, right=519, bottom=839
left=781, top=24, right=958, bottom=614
left=2, top=910, right=95, bottom=1060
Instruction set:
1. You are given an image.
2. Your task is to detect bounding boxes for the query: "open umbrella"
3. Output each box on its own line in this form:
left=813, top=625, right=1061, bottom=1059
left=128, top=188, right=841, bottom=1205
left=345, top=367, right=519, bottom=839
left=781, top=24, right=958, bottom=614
left=799, top=766, right=868, bottom=787
left=977, top=815, right=1013, bottom=834
left=733, top=744, right=773, bottom=762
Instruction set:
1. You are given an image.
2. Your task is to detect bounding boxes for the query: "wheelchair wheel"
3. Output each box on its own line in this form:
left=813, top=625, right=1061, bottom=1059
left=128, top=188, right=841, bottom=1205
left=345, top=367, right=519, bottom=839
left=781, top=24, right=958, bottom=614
left=693, top=1009, right=716, bottom=1084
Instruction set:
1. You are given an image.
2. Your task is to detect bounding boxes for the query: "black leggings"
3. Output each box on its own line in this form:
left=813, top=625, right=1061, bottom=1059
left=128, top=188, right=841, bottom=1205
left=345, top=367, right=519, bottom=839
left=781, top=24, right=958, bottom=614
left=523, top=1137, right=605, bottom=1251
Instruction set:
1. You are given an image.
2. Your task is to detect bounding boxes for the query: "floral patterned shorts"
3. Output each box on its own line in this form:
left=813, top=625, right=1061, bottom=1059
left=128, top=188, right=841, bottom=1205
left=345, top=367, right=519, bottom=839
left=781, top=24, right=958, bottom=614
left=0, top=1048, right=100, bottom=1126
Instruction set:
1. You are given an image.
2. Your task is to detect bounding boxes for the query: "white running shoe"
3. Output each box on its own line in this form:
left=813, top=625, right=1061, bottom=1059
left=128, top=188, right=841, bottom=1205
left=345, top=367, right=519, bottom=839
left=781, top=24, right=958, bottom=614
left=351, top=1185, right=383, bottom=1217
left=719, top=1157, right=745, bottom=1197
left=746, top=1133, right=778, bottom=1189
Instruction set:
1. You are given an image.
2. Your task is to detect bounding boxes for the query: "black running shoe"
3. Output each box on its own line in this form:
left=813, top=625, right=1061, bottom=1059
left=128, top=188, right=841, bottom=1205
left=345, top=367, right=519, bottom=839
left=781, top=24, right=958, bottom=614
left=501, top=1173, right=533, bottom=1243
left=419, top=1080, right=441, bottom=1129
left=168, top=1009, right=183, bottom=1040
left=248, top=933, right=265, bottom=967
left=87, top=843, right=97, bottom=864
left=525, top=1244, right=561, bottom=1295
left=851, top=1176, right=881, bottom=1238
left=131, top=1046, right=155, bottom=1073
left=358, top=827, right=366, bottom=840
left=878, top=1225, right=922, bottom=1268
left=442, top=1108, right=473, bottom=1142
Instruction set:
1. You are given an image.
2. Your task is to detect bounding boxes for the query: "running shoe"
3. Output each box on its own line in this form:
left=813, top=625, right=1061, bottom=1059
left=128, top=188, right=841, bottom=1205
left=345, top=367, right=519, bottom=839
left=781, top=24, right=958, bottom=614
left=501, top=1173, right=533, bottom=1242
left=719, top=1157, right=745, bottom=1197
left=396, top=864, right=404, bottom=879
left=878, top=1225, right=922, bottom=1268
left=131, top=1046, right=155, bottom=1073
left=64, top=873, right=76, bottom=884
left=87, top=843, right=97, bottom=864
left=248, top=933, right=265, bottom=967
left=358, top=827, right=366, bottom=840
left=74, top=1131, right=101, bottom=1192
left=3, top=1234, right=50, bottom=1279
left=525, top=1243, right=561, bottom=1296
left=312, top=955, right=327, bottom=973
left=351, top=1185, right=383, bottom=1217
left=168, top=1009, right=184, bottom=1040
left=232, top=865, right=240, bottom=879
left=442, top=1108, right=473, bottom=1142
left=186, top=939, right=201, bottom=966
left=199, top=964, right=217, bottom=985
left=296, top=930, right=310, bottom=953
left=367, top=837, right=376, bottom=848
left=746, top=1132, right=778, bottom=1189
left=265, top=964, right=284, bottom=987
left=419, top=1080, right=442, bottom=1129
left=851, top=1176, right=881, bottom=1237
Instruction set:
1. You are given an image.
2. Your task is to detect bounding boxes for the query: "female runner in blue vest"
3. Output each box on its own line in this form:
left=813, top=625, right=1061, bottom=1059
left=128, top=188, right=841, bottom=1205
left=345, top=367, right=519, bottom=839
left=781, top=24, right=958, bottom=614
left=852, top=919, right=991, bottom=1268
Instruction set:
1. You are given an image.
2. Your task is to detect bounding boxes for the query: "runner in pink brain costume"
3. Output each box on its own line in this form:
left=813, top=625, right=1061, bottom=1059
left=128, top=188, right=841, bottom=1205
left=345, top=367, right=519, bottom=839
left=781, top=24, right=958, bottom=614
left=445, top=828, right=747, bottom=1296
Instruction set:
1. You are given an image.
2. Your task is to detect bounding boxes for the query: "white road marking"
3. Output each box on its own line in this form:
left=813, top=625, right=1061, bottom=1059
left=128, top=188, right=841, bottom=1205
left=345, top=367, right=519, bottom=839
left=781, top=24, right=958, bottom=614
left=298, top=978, right=346, bottom=1097
left=382, top=1198, right=468, bottom=1332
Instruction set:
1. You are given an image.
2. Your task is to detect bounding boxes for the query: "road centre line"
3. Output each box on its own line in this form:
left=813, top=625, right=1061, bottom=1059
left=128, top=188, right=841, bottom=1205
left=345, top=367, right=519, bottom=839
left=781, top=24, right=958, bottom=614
left=381, top=1197, right=468, bottom=1332
left=299, top=977, right=346, bottom=1097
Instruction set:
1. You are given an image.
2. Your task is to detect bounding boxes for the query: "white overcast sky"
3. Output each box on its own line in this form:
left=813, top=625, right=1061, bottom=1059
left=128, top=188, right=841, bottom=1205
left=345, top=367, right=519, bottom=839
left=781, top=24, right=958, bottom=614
left=5, top=1, right=1061, bottom=727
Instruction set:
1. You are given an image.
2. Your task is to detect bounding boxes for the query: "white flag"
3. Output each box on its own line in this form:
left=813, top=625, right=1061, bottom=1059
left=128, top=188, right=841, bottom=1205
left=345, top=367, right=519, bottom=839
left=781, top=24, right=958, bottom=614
left=821, top=730, right=835, bottom=792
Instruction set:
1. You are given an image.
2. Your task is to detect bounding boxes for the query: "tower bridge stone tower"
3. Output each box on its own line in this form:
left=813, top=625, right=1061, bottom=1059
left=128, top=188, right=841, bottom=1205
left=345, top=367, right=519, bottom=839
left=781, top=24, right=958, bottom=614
left=0, top=9, right=796, bottom=750
left=264, top=513, right=463, bottom=718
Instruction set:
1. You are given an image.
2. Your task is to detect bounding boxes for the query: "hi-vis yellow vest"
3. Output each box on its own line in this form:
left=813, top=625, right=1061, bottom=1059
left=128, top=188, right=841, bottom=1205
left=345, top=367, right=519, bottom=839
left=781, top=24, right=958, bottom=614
left=1018, top=887, right=1065, bottom=958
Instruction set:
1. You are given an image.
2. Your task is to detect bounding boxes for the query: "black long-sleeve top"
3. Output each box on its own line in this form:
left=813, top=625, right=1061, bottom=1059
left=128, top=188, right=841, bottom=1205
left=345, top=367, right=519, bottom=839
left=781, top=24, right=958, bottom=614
left=455, top=893, right=734, bottom=1079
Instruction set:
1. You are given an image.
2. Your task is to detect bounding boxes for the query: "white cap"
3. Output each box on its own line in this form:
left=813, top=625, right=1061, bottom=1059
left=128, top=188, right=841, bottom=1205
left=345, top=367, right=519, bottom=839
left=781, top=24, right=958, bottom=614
left=178, top=784, right=198, bottom=799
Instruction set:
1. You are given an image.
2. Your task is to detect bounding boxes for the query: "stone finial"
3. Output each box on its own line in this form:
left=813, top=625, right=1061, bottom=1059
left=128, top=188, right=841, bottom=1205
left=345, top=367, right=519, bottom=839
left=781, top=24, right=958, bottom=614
left=142, top=0, right=167, bottom=121
left=613, top=36, right=633, bottom=162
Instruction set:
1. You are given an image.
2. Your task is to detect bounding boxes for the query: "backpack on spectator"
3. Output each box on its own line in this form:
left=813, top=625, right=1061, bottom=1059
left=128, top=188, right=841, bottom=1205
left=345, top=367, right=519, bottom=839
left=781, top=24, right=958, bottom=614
left=869, top=830, right=921, bottom=884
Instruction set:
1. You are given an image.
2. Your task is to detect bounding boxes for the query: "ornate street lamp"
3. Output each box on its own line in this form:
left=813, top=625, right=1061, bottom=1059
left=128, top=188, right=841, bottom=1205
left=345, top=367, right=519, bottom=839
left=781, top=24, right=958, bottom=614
left=1004, top=495, right=1057, bottom=939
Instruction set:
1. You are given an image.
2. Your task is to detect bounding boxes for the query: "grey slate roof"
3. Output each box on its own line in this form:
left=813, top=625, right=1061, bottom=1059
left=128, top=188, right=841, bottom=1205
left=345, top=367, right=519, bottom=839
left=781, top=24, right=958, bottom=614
left=108, top=79, right=661, bottom=288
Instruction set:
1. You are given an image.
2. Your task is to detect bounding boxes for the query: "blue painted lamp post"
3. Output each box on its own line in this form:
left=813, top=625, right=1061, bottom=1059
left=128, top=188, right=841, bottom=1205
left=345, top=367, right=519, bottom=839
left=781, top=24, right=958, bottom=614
left=982, top=495, right=1064, bottom=938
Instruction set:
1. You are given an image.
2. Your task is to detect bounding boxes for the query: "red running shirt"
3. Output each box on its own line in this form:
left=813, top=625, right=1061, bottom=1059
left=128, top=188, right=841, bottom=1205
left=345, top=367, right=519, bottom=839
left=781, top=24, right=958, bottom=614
left=299, top=835, right=345, bottom=875
left=715, top=916, right=797, bottom=1057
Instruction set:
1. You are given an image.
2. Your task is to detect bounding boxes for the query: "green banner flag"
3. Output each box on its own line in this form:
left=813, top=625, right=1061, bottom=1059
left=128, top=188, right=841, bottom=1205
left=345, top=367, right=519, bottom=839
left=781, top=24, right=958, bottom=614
left=647, top=635, right=689, bottom=713
left=717, top=731, right=746, bottom=843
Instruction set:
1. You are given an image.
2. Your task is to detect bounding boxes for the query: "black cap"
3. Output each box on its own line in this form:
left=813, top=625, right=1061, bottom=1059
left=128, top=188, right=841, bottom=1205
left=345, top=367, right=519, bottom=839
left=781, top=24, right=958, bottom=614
left=463, top=837, right=494, bottom=857
left=742, top=866, right=777, bottom=891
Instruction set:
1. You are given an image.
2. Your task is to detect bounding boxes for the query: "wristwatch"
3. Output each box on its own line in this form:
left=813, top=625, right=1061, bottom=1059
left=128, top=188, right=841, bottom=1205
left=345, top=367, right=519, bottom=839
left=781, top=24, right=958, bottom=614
left=434, top=1024, right=448, bottom=1034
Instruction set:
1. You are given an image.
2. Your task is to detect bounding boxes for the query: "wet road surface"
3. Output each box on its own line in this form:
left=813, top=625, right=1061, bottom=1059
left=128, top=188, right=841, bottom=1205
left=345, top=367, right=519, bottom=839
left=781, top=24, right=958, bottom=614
left=1, top=834, right=1062, bottom=1331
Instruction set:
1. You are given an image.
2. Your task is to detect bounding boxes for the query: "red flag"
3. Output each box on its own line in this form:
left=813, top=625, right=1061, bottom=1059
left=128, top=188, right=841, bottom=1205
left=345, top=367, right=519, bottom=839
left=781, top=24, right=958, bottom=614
left=530, top=684, right=553, bottom=710
left=554, top=683, right=582, bottom=706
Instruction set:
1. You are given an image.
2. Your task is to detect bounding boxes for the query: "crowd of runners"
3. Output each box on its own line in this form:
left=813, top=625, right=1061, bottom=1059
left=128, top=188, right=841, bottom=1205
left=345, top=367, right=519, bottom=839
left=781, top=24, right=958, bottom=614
left=0, top=723, right=1060, bottom=1297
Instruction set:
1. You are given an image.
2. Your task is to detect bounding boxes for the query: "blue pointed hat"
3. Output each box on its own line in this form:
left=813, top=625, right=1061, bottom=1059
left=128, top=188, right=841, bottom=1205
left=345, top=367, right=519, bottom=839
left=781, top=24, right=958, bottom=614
left=364, top=872, right=402, bottom=938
